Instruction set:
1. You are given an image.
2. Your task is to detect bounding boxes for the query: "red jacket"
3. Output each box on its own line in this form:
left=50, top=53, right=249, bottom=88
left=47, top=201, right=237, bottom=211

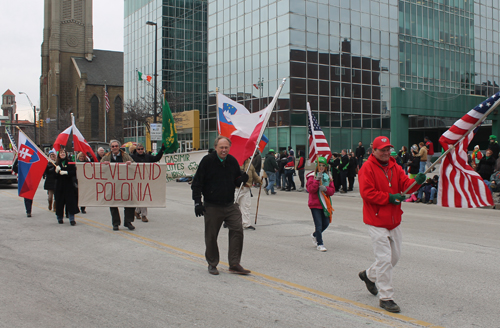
left=358, top=155, right=420, bottom=230
left=306, top=172, right=335, bottom=209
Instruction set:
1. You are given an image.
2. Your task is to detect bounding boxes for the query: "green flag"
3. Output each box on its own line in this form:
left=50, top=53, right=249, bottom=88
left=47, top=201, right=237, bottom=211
left=162, top=97, right=179, bottom=153
left=138, top=71, right=143, bottom=81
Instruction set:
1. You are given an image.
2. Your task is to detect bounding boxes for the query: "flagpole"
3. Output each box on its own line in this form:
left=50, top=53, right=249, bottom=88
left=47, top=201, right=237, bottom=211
left=306, top=102, right=318, bottom=164
left=104, top=82, right=107, bottom=143
left=136, top=68, right=139, bottom=103
left=403, top=96, right=500, bottom=195
left=235, top=78, right=287, bottom=201
left=215, top=87, right=220, bottom=135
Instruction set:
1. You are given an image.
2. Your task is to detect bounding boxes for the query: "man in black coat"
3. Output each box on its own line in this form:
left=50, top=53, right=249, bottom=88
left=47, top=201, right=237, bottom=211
left=338, top=149, right=349, bottom=193
left=355, top=141, right=365, bottom=169
left=477, top=149, right=496, bottom=181
left=191, top=136, right=250, bottom=276
left=130, top=143, right=165, bottom=222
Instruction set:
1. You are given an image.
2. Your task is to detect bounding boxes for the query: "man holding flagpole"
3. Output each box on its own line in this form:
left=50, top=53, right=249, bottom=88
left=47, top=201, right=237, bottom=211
left=358, top=136, right=426, bottom=313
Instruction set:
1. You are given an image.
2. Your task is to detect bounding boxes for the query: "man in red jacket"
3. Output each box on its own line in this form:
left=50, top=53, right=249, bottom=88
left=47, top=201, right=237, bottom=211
left=357, top=136, right=426, bottom=313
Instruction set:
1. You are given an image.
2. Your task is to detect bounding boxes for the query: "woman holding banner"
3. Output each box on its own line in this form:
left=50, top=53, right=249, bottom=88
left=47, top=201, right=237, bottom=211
left=54, top=148, right=79, bottom=225
left=306, top=157, right=335, bottom=252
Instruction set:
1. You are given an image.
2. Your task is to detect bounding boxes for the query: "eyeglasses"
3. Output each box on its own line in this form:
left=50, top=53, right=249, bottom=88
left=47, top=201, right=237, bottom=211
left=111, top=145, right=119, bottom=148
left=137, top=148, right=144, bottom=150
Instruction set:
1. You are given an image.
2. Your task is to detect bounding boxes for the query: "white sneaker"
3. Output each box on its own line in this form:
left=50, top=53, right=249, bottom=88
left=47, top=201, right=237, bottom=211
left=311, top=233, right=317, bottom=246
left=317, top=245, right=327, bottom=252
left=297, top=187, right=304, bottom=192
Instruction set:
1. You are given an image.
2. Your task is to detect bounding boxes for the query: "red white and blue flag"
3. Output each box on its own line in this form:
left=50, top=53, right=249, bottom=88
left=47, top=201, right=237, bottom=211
left=17, top=130, right=49, bottom=200
left=438, top=92, right=500, bottom=208
left=307, top=102, right=332, bottom=164
left=217, top=93, right=268, bottom=152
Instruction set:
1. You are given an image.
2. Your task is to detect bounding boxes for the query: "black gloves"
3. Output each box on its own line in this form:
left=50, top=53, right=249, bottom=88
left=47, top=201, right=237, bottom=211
left=195, top=202, right=205, bottom=217
left=389, top=193, right=405, bottom=205
left=235, top=172, right=249, bottom=185
left=160, top=143, right=166, bottom=152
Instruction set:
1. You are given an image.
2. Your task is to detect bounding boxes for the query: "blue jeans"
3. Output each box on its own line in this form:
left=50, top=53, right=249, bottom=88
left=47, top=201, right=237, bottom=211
left=311, top=208, right=330, bottom=246
left=419, top=162, right=426, bottom=173
left=275, top=171, right=281, bottom=188
left=281, top=173, right=287, bottom=189
left=484, top=180, right=493, bottom=192
left=266, top=171, right=276, bottom=193
left=357, top=157, right=363, bottom=168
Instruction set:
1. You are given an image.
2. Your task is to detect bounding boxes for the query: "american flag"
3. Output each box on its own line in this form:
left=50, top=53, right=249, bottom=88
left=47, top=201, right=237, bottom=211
left=307, top=102, right=331, bottom=164
left=104, top=87, right=110, bottom=113
left=438, top=92, right=500, bottom=208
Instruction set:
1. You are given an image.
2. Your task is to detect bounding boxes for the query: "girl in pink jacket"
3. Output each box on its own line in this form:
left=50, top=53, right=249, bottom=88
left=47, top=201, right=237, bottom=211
left=306, top=157, right=335, bottom=251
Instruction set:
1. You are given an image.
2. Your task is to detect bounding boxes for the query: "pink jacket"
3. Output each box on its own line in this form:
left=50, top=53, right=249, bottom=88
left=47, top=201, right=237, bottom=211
left=306, top=172, right=335, bottom=209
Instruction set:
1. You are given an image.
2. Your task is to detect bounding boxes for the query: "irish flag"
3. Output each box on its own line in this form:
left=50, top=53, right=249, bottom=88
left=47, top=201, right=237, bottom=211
left=138, top=71, right=152, bottom=82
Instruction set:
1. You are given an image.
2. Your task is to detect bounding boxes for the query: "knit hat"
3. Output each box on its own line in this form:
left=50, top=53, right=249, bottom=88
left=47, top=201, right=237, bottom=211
left=316, top=157, right=327, bottom=165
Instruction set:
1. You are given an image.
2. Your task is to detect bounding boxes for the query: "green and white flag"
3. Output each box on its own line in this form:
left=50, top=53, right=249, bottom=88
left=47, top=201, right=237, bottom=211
left=138, top=71, right=152, bottom=82
left=162, top=97, right=179, bottom=154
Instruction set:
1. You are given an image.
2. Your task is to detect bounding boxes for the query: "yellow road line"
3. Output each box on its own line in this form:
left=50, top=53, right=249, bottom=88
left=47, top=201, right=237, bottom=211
left=2, top=190, right=443, bottom=327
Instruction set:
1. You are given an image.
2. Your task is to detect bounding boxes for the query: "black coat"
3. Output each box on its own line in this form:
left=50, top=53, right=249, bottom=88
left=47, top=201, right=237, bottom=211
left=488, top=142, right=500, bottom=160
left=251, top=153, right=262, bottom=172
left=130, top=148, right=164, bottom=163
left=477, top=156, right=496, bottom=180
left=43, top=163, right=57, bottom=190
left=54, top=160, right=79, bottom=216
left=355, top=146, right=365, bottom=159
left=407, top=153, right=420, bottom=174
left=348, top=157, right=357, bottom=177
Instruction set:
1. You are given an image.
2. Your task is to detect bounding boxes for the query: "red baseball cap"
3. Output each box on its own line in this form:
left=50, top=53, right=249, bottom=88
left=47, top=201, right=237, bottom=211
left=372, top=136, right=393, bottom=149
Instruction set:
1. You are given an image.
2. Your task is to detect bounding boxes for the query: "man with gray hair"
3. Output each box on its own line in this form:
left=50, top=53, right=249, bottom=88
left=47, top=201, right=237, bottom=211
left=191, top=136, right=250, bottom=275
left=130, top=142, right=165, bottom=222
left=96, top=147, right=106, bottom=162
left=100, top=140, right=136, bottom=231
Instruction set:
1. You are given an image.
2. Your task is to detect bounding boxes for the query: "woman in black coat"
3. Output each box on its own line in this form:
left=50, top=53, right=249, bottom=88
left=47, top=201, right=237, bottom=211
left=407, top=145, right=420, bottom=179
left=43, top=151, right=57, bottom=212
left=347, top=152, right=358, bottom=191
left=54, top=148, right=79, bottom=225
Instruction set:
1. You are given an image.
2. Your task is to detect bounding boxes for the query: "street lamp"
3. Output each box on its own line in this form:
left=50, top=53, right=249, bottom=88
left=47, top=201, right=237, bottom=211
left=146, top=20, right=158, bottom=123
left=52, top=94, right=59, bottom=130
left=19, top=92, right=37, bottom=144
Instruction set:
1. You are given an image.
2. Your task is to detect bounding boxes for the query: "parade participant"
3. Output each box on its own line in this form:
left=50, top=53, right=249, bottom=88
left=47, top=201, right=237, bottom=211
left=418, top=142, right=427, bottom=173
left=264, top=149, right=278, bottom=195
left=43, top=150, right=57, bottom=212
left=191, top=136, right=250, bottom=275
left=355, top=141, right=365, bottom=169
left=101, top=140, right=136, bottom=231
left=424, top=136, right=434, bottom=170
left=54, top=148, right=79, bottom=225
left=96, top=147, right=105, bottom=162
left=338, top=149, right=349, bottom=193
left=487, top=135, right=500, bottom=160
left=358, top=136, right=426, bottom=313
left=76, top=151, right=91, bottom=214
left=235, top=157, right=262, bottom=231
left=284, top=150, right=296, bottom=191
left=130, top=142, right=165, bottom=222
left=306, top=157, right=335, bottom=252
left=12, top=158, right=34, bottom=217
left=347, top=152, right=357, bottom=191
left=251, top=150, right=262, bottom=182
left=296, top=150, right=306, bottom=192
left=471, top=145, right=483, bottom=169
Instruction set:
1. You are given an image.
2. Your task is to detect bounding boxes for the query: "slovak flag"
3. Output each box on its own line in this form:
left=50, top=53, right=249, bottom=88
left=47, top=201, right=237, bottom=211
left=17, top=130, right=49, bottom=200
left=217, top=93, right=268, bottom=152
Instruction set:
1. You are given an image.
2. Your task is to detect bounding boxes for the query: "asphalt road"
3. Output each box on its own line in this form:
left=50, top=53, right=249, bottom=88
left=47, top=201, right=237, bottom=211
left=1, top=177, right=499, bottom=328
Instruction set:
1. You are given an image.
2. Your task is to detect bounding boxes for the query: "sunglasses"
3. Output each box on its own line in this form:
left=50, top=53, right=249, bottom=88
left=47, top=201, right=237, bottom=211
left=137, top=148, right=144, bottom=150
left=111, top=145, right=120, bottom=148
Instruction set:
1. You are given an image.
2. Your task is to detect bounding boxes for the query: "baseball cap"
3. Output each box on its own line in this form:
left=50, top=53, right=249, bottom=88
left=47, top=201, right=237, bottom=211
left=269, top=149, right=275, bottom=153
left=372, top=136, right=393, bottom=149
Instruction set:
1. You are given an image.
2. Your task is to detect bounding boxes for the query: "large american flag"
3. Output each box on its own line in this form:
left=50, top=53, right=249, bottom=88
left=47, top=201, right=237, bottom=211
left=104, top=86, right=110, bottom=112
left=307, top=102, right=331, bottom=164
left=438, top=92, right=500, bottom=208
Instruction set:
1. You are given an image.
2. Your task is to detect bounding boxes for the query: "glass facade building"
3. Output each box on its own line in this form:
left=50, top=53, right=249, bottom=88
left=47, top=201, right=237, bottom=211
left=204, top=0, right=500, bottom=152
left=124, top=0, right=207, bottom=119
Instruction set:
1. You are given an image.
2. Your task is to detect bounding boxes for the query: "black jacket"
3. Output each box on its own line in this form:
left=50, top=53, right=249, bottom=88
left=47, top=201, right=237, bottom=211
left=191, top=152, right=245, bottom=205
left=355, top=146, right=365, bottom=159
left=54, top=159, right=79, bottom=216
left=251, top=153, right=262, bottom=172
left=43, top=163, right=57, bottom=190
left=477, top=156, right=496, bottom=180
left=488, top=142, right=500, bottom=160
left=407, top=153, right=420, bottom=174
left=339, top=154, right=349, bottom=171
left=131, top=148, right=164, bottom=163
left=263, top=153, right=278, bottom=172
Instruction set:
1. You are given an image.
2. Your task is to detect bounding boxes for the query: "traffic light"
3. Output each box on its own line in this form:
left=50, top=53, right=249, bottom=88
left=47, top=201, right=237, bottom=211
left=36, top=120, right=39, bottom=128
left=40, top=119, right=43, bottom=127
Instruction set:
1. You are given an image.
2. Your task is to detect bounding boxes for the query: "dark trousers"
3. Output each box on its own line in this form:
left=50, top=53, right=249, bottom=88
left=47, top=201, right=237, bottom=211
left=357, top=157, right=363, bottom=168
left=24, top=198, right=33, bottom=214
left=311, top=208, right=330, bottom=246
left=348, top=175, right=355, bottom=190
left=340, top=171, right=348, bottom=191
left=285, top=170, right=295, bottom=190
left=204, top=203, right=244, bottom=267
left=110, top=207, right=136, bottom=227
left=298, top=169, right=305, bottom=188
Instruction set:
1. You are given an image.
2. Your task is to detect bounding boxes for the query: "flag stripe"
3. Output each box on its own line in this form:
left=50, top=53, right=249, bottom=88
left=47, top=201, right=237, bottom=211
left=307, top=103, right=332, bottom=164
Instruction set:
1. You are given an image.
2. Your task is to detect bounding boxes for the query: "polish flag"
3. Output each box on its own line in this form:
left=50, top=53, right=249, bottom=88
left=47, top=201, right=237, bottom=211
left=0, top=138, right=4, bottom=150
left=53, top=126, right=72, bottom=152
left=72, top=124, right=98, bottom=162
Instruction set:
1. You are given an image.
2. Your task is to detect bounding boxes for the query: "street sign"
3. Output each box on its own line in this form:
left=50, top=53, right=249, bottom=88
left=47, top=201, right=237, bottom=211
left=150, top=123, right=162, bottom=141
left=46, top=118, right=51, bottom=123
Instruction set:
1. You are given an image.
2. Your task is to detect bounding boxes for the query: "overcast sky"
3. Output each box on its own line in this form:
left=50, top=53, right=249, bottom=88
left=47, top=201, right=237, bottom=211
left=0, top=1, right=124, bottom=121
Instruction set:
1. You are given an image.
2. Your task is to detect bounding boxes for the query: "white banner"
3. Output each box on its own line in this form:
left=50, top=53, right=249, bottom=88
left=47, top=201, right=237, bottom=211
left=162, top=150, right=208, bottom=182
left=76, top=163, right=166, bottom=207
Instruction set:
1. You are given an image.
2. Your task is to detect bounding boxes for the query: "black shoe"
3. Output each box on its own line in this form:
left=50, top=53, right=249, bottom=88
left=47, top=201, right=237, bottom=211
left=380, top=300, right=401, bottom=313
left=208, top=265, right=219, bottom=275
left=27, top=213, right=31, bottom=217
left=229, top=264, right=251, bottom=275
left=81, top=210, right=86, bottom=214
left=113, top=225, right=119, bottom=231
left=285, top=189, right=291, bottom=192
left=271, top=191, right=277, bottom=195
left=245, top=226, right=256, bottom=230
left=58, top=220, right=64, bottom=224
left=358, top=270, right=378, bottom=295
left=340, top=190, right=347, bottom=193
left=415, top=198, right=422, bottom=203
left=125, top=223, right=135, bottom=230
left=70, top=221, right=76, bottom=226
